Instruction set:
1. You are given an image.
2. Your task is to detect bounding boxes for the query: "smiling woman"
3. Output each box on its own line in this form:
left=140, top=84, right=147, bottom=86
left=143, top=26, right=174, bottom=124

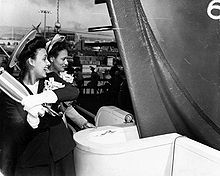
left=47, top=34, right=68, bottom=74
left=18, top=36, right=50, bottom=81
left=47, top=34, right=95, bottom=133
left=1, top=30, right=79, bottom=176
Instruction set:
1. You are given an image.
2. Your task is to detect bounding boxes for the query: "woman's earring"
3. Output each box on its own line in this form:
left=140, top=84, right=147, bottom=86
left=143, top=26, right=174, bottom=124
left=50, top=57, right=54, bottom=63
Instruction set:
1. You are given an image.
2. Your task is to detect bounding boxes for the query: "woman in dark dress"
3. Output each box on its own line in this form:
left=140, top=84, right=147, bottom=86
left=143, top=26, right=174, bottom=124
left=1, top=33, right=78, bottom=176
left=46, top=34, right=94, bottom=131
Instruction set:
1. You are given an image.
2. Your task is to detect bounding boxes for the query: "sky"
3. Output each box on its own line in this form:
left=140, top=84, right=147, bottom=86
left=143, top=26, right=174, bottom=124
left=0, top=0, right=113, bottom=31
left=0, top=0, right=152, bottom=32
left=0, top=0, right=214, bottom=39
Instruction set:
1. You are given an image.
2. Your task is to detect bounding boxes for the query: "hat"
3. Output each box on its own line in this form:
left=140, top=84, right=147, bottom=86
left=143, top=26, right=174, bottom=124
left=46, top=34, right=65, bottom=53
left=9, top=29, right=38, bottom=69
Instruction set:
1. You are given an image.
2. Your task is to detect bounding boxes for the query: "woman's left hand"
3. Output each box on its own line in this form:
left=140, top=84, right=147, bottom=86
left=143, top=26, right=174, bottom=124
left=82, top=122, right=95, bottom=129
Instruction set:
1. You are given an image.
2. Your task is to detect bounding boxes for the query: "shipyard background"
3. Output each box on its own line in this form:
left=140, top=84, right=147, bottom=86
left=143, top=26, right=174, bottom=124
left=0, top=26, right=134, bottom=126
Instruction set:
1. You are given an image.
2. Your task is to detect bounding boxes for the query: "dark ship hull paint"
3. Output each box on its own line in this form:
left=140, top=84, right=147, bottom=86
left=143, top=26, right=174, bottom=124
left=101, top=0, right=220, bottom=150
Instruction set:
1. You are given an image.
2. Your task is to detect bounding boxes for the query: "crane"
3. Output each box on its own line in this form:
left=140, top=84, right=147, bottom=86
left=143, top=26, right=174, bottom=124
left=54, top=0, right=61, bottom=32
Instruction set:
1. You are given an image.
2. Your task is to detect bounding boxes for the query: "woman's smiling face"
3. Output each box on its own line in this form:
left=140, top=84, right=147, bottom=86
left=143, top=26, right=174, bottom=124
left=32, top=48, right=50, bottom=79
left=51, top=49, right=68, bottom=73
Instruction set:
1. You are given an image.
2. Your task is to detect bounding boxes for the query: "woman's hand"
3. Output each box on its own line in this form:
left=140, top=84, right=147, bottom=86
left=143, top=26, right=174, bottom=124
left=27, top=105, right=46, bottom=129
left=82, top=122, right=95, bottom=129
left=21, top=90, right=58, bottom=111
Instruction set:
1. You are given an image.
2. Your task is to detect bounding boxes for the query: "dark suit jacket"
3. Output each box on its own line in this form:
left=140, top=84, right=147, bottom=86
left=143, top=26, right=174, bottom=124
left=1, top=72, right=79, bottom=176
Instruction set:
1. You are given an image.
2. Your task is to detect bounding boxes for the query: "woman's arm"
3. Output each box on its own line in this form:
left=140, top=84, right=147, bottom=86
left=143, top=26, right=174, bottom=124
left=21, top=72, right=79, bottom=112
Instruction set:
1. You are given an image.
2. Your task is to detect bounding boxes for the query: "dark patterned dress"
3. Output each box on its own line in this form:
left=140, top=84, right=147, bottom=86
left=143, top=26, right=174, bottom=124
left=1, top=72, right=79, bottom=176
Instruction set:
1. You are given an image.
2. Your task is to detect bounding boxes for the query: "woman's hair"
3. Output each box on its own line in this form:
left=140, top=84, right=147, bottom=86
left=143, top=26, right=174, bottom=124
left=47, top=40, right=69, bottom=60
left=18, top=36, right=46, bottom=79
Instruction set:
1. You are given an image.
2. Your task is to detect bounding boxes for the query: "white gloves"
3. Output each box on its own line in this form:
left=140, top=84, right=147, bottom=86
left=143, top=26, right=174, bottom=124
left=27, top=105, right=46, bottom=129
left=21, top=90, right=58, bottom=111
left=21, top=90, right=58, bottom=129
